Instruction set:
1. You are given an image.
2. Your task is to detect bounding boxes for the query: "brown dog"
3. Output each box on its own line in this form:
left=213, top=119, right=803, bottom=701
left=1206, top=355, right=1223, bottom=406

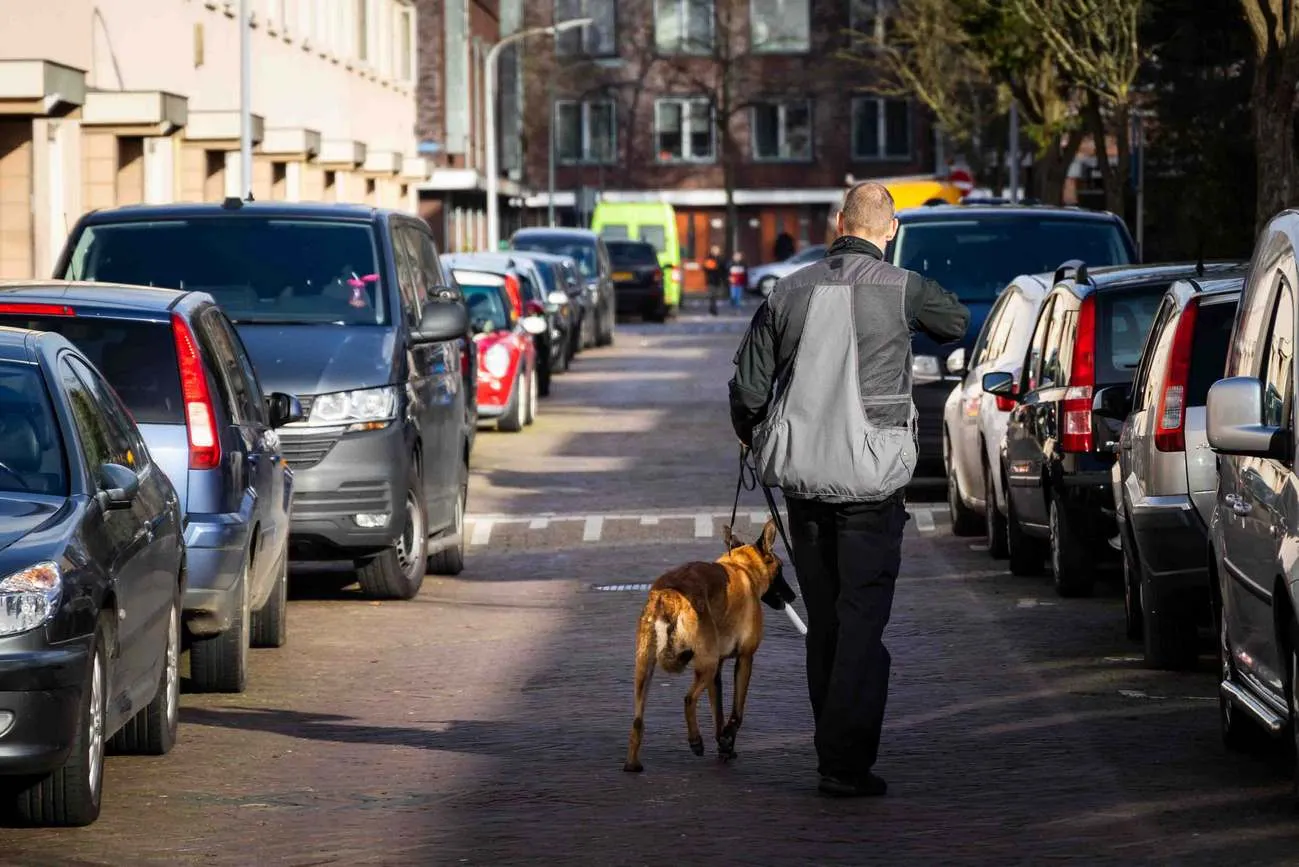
left=623, top=519, right=784, bottom=772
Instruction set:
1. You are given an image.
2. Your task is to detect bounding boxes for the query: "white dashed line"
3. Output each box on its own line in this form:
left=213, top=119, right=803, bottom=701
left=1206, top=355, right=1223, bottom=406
left=529, top=518, right=550, bottom=530
left=913, top=509, right=936, bottom=532
left=694, top=514, right=713, bottom=537
left=583, top=516, right=604, bottom=542
left=470, top=519, right=494, bottom=546
left=640, top=516, right=659, bottom=526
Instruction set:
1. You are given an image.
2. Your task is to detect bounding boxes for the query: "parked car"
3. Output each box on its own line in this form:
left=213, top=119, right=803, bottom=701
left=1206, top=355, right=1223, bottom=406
left=508, top=249, right=588, bottom=362
left=591, top=200, right=683, bottom=312
left=605, top=239, right=670, bottom=322
left=1112, top=269, right=1245, bottom=669
left=449, top=267, right=538, bottom=432
left=444, top=252, right=568, bottom=396
left=746, top=244, right=827, bottom=296
left=509, top=228, right=616, bottom=347
left=1206, top=210, right=1299, bottom=759
left=984, top=261, right=1237, bottom=597
left=888, top=203, right=1138, bottom=475
left=0, top=283, right=302, bottom=692
left=52, top=200, right=475, bottom=600
left=0, top=327, right=184, bottom=826
left=942, top=272, right=1051, bottom=555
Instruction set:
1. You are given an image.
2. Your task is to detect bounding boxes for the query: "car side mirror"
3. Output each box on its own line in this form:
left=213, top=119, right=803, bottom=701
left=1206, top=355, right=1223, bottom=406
left=945, top=347, right=967, bottom=376
left=521, top=315, right=547, bottom=336
left=547, top=291, right=569, bottom=306
left=1091, top=384, right=1131, bottom=421
left=428, top=283, right=459, bottom=302
left=1207, top=376, right=1291, bottom=458
left=97, top=463, right=139, bottom=511
left=413, top=301, right=469, bottom=344
left=982, top=370, right=1017, bottom=399
left=266, top=392, right=304, bottom=428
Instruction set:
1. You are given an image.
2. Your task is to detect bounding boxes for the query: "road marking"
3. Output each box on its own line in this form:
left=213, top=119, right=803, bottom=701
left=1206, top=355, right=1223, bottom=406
left=583, top=516, right=604, bottom=542
left=695, top=514, right=712, bottom=537
left=592, top=582, right=652, bottom=592
left=470, top=519, right=494, bottom=546
left=1016, top=598, right=1056, bottom=608
left=529, top=518, right=549, bottom=530
left=751, top=511, right=768, bottom=524
left=640, top=516, right=659, bottom=526
left=913, top=510, right=936, bottom=532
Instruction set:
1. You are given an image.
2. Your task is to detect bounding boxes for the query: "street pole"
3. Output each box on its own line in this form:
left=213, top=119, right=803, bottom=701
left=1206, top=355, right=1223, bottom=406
left=1136, top=112, right=1145, bottom=260
left=239, top=0, right=252, bottom=198
left=1008, top=101, right=1019, bottom=204
left=486, top=17, right=591, bottom=250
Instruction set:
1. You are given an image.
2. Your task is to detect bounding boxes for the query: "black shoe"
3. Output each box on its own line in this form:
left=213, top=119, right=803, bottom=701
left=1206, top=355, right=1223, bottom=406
left=818, top=773, right=887, bottom=798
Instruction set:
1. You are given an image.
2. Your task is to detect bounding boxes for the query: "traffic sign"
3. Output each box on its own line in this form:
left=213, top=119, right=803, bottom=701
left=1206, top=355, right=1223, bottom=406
left=949, top=168, right=974, bottom=194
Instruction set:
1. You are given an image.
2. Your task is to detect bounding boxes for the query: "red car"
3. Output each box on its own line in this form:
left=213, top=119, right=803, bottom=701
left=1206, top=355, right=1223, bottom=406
left=451, top=268, right=539, bottom=432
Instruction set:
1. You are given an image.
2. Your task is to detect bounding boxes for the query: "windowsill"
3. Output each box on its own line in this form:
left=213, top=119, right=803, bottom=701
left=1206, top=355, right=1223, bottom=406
left=748, top=45, right=810, bottom=56
left=655, top=156, right=717, bottom=165
left=657, top=47, right=713, bottom=57
left=558, top=161, right=618, bottom=167
left=851, top=155, right=915, bottom=163
left=752, top=155, right=814, bottom=164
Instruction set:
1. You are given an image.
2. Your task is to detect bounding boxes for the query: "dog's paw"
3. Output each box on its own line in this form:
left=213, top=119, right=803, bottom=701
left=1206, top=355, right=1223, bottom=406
left=688, top=737, right=705, bottom=757
left=717, top=732, right=736, bottom=759
left=623, top=761, right=644, bottom=773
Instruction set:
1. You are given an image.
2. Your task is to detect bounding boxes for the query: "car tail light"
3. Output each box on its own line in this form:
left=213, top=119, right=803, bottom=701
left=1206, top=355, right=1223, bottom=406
left=1154, top=297, right=1199, bottom=452
left=0, top=302, right=75, bottom=316
left=171, top=314, right=220, bottom=470
left=995, top=383, right=1018, bottom=413
left=653, top=269, right=663, bottom=285
left=503, top=274, right=522, bottom=317
left=1061, top=295, right=1096, bottom=453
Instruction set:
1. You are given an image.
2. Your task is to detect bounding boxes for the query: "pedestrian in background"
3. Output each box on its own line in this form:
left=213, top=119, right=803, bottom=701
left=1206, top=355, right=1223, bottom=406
left=704, top=245, right=724, bottom=316
left=728, top=182, right=969, bottom=798
left=728, top=251, right=747, bottom=309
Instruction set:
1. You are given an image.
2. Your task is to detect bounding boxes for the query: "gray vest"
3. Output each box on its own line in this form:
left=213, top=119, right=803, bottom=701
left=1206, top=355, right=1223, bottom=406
left=750, top=257, right=917, bottom=503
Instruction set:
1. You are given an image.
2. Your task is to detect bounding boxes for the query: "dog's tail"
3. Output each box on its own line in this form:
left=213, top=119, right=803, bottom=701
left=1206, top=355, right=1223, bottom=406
left=644, top=590, right=697, bottom=674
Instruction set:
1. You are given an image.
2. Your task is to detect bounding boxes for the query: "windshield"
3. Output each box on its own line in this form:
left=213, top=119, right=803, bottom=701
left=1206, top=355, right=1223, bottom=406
left=0, top=317, right=182, bottom=423
left=638, top=226, right=667, bottom=253
left=462, top=284, right=511, bottom=333
left=607, top=242, right=659, bottom=267
left=512, top=236, right=597, bottom=278
left=1186, top=300, right=1237, bottom=406
left=0, top=362, right=67, bottom=496
left=64, top=218, right=388, bottom=326
left=890, top=217, right=1133, bottom=303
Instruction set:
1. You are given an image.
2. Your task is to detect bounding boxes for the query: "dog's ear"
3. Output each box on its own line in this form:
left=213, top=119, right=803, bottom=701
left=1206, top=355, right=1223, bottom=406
left=759, top=519, right=778, bottom=555
left=722, top=525, right=742, bottom=550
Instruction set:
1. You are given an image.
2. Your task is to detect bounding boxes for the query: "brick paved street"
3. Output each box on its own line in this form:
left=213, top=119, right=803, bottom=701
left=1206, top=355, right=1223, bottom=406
left=3, top=299, right=1299, bottom=865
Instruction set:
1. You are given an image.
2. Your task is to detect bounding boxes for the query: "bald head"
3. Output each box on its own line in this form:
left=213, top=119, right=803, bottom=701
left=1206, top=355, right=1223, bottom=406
left=837, top=182, right=897, bottom=248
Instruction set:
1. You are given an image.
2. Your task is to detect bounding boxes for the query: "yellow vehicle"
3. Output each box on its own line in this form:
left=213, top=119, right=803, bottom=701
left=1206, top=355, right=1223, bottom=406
left=882, top=177, right=964, bottom=209
left=590, top=201, right=682, bottom=309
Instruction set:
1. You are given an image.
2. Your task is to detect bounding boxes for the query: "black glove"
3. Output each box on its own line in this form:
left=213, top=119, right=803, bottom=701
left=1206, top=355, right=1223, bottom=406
left=761, top=565, right=798, bottom=611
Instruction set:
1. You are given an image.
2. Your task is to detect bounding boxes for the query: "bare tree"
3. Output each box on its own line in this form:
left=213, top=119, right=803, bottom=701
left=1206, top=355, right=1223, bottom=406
left=1239, top=0, right=1299, bottom=231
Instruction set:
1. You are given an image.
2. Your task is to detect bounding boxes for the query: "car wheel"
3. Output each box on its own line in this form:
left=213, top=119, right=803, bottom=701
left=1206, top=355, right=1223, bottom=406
left=189, top=556, right=250, bottom=693
left=250, top=544, right=289, bottom=649
left=12, top=619, right=108, bottom=826
left=598, top=301, right=614, bottom=346
left=946, top=435, right=982, bottom=537
left=759, top=276, right=777, bottom=297
left=111, top=589, right=180, bottom=755
left=356, top=467, right=427, bottom=601
left=1005, top=468, right=1045, bottom=577
left=524, top=369, right=538, bottom=426
left=428, top=469, right=467, bottom=576
left=984, top=457, right=1008, bottom=559
left=1050, top=494, right=1094, bottom=598
left=497, top=372, right=525, bottom=433
left=1122, top=533, right=1144, bottom=641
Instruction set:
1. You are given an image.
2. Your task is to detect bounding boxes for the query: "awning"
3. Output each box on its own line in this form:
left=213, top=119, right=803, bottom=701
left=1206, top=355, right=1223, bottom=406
left=0, top=60, right=86, bottom=116
left=184, top=110, right=264, bottom=148
left=81, top=90, right=187, bottom=136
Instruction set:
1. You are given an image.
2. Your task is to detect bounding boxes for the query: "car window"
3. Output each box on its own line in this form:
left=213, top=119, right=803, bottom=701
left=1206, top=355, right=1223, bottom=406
left=512, top=235, right=598, bottom=277
left=1262, top=275, right=1295, bottom=430
left=889, top=217, right=1133, bottom=304
left=64, top=357, right=139, bottom=471
left=461, top=284, right=511, bottom=333
left=1130, top=296, right=1176, bottom=414
left=409, top=227, right=455, bottom=300
left=1186, top=298, right=1238, bottom=407
left=0, top=315, right=183, bottom=424
left=607, top=242, right=660, bottom=267
left=970, top=289, right=1011, bottom=368
left=211, top=309, right=267, bottom=424
left=638, top=225, right=667, bottom=253
left=0, top=361, right=68, bottom=495
left=1042, top=299, right=1075, bottom=389
left=1098, top=288, right=1166, bottom=382
left=392, top=227, right=424, bottom=328
left=599, top=224, right=629, bottom=241
left=198, top=307, right=258, bottom=424
left=63, top=217, right=388, bottom=326
left=1025, top=296, right=1056, bottom=392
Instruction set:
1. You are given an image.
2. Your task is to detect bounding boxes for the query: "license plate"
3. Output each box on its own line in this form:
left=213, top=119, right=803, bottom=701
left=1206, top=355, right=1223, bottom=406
left=612, top=271, right=634, bottom=282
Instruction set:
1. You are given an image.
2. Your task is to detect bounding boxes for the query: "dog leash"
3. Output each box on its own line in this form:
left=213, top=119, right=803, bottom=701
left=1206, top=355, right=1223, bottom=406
left=732, top=445, right=808, bottom=636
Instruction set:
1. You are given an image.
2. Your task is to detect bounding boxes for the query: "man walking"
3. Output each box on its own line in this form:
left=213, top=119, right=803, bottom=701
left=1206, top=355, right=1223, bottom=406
left=705, top=245, right=724, bottom=316
left=728, top=182, right=968, bottom=797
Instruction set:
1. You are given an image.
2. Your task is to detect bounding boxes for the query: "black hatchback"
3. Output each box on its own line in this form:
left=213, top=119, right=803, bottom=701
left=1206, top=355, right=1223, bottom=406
left=0, top=328, right=185, bottom=826
left=605, top=239, right=669, bottom=322
left=985, top=261, right=1240, bottom=597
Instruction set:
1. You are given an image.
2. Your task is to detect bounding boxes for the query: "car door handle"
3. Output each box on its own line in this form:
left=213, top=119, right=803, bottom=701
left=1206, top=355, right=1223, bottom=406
left=1224, top=494, right=1252, bottom=515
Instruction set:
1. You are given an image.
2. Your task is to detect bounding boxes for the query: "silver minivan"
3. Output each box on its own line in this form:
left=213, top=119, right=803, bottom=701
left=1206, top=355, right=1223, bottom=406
left=1207, top=209, right=1299, bottom=762
left=1113, top=269, right=1245, bottom=670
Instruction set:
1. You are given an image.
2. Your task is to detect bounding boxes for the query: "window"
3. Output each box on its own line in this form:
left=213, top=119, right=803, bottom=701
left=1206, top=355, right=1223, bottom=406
left=852, top=96, right=911, bottom=160
left=0, top=362, right=68, bottom=496
left=1262, top=276, right=1295, bottom=430
left=66, top=358, right=138, bottom=470
left=599, top=224, right=630, bottom=241
left=398, top=5, right=414, bottom=81
left=970, top=291, right=1012, bottom=370
left=555, top=0, right=617, bottom=57
left=1185, top=299, right=1239, bottom=407
left=1025, top=297, right=1056, bottom=393
left=1098, top=289, right=1165, bottom=382
left=850, top=0, right=891, bottom=40
left=656, top=98, right=713, bottom=162
left=392, top=227, right=425, bottom=327
left=209, top=310, right=268, bottom=425
left=356, top=0, right=368, bottom=62
left=750, top=0, right=809, bottom=52
left=639, top=226, right=667, bottom=253
left=656, top=0, right=713, bottom=54
left=752, top=100, right=812, bottom=161
left=199, top=308, right=257, bottom=424
left=1130, top=297, right=1175, bottom=414
left=555, top=100, right=616, bottom=165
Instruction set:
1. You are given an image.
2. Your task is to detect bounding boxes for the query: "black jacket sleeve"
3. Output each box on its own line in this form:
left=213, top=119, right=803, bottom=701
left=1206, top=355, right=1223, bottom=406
left=905, top=272, right=970, bottom=344
left=728, top=301, right=779, bottom=446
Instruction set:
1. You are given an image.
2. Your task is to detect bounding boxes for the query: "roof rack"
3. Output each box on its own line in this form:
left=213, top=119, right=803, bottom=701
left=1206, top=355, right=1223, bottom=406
left=221, top=196, right=243, bottom=210
left=1053, top=259, right=1089, bottom=286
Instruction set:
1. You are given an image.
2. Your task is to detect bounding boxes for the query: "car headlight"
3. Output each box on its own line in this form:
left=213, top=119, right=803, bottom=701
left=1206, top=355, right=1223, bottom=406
left=0, top=562, right=61, bottom=637
left=913, top=355, right=941, bottom=381
left=308, top=386, right=398, bottom=432
left=484, top=344, right=512, bottom=379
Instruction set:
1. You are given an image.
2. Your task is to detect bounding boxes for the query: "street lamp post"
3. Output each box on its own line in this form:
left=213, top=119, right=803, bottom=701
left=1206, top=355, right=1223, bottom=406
left=239, top=0, right=252, bottom=198
left=486, top=17, right=591, bottom=250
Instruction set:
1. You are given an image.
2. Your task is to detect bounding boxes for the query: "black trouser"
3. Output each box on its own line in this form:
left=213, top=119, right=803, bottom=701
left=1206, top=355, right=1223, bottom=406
left=785, top=492, right=908, bottom=780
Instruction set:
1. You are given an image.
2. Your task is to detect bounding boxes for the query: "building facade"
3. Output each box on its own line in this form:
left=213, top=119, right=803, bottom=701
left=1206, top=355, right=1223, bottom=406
left=0, top=0, right=428, bottom=279
left=508, top=0, right=938, bottom=287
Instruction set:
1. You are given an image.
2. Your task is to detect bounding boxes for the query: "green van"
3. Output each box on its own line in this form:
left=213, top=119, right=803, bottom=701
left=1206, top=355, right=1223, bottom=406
left=590, top=201, right=682, bottom=310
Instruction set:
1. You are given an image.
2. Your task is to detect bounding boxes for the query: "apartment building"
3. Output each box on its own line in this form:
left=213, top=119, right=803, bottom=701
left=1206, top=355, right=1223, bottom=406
left=0, top=0, right=427, bottom=279
left=509, top=0, right=936, bottom=284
